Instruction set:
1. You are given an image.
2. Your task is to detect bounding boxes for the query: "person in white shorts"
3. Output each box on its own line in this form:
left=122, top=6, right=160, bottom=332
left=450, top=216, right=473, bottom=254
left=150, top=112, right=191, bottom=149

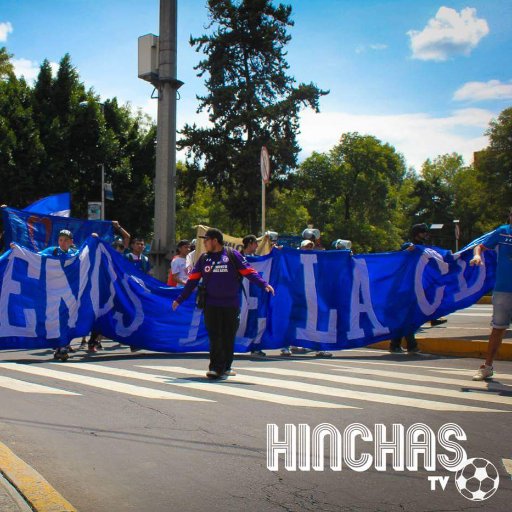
left=470, top=209, right=512, bottom=380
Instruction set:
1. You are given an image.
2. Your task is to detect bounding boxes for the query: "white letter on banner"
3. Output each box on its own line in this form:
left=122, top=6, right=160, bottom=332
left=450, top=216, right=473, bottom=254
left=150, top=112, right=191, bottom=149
left=296, top=254, right=337, bottom=343
left=0, top=247, right=40, bottom=337
left=453, top=258, right=486, bottom=302
left=236, top=258, right=272, bottom=345
left=347, top=259, right=389, bottom=340
left=45, top=258, right=81, bottom=339
left=415, top=249, right=448, bottom=316
left=113, top=275, right=145, bottom=336
left=90, top=244, right=117, bottom=317
left=178, top=307, right=203, bottom=346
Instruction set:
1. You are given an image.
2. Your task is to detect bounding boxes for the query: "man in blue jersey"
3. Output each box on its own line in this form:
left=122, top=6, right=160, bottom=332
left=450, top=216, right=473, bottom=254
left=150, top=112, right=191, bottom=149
left=125, top=236, right=152, bottom=274
left=38, top=230, right=79, bottom=360
left=39, top=229, right=79, bottom=257
left=470, top=209, right=512, bottom=380
left=172, top=228, right=275, bottom=379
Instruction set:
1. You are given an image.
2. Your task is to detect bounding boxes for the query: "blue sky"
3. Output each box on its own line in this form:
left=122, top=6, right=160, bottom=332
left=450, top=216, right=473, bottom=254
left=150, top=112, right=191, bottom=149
left=1, top=0, right=511, bottom=170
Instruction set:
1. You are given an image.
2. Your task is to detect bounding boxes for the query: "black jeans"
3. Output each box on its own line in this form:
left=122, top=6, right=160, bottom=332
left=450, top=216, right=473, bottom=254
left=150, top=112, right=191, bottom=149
left=203, top=305, right=240, bottom=373
left=390, top=332, right=417, bottom=350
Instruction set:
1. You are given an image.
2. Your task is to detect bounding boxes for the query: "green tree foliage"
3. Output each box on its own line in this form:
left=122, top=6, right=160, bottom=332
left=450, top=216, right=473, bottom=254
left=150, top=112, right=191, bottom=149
left=0, top=50, right=156, bottom=238
left=0, top=47, right=14, bottom=79
left=294, top=133, right=407, bottom=252
left=474, top=107, right=512, bottom=225
left=0, top=74, right=44, bottom=206
left=176, top=165, right=239, bottom=240
left=408, top=153, right=490, bottom=248
left=265, top=188, right=310, bottom=234
left=179, top=0, right=328, bottom=233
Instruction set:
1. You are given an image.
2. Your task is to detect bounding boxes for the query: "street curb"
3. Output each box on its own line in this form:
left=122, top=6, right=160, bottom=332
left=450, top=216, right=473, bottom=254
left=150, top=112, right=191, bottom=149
left=369, top=339, right=512, bottom=360
left=0, top=442, right=77, bottom=512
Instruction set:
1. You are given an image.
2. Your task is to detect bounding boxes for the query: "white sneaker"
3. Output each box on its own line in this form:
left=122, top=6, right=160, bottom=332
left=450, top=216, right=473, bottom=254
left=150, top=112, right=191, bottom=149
left=315, top=351, right=333, bottom=358
left=224, top=369, right=237, bottom=376
left=472, top=364, right=494, bottom=381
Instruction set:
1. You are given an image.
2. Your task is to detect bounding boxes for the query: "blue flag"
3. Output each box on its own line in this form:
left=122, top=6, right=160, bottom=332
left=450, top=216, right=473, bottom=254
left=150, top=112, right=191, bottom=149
left=2, top=207, right=114, bottom=252
left=0, top=239, right=497, bottom=352
left=24, top=193, right=71, bottom=217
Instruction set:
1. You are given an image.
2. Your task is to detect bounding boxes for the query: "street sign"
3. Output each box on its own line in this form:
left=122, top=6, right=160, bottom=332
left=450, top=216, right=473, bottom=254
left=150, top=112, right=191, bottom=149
left=87, top=202, right=102, bottom=220
left=260, top=146, right=270, bottom=184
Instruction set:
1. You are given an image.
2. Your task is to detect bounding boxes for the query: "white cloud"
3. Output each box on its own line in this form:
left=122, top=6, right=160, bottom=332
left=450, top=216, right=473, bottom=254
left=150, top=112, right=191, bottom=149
left=297, top=108, right=492, bottom=171
left=12, top=58, right=59, bottom=82
left=12, top=58, right=40, bottom=81
left=0, top=21, right=13, bottom=42
left=355, top=43, right=388, bottom=54
left=454, top=79, right=512, bottom=102
left=407, top=7, right=489, bottom=61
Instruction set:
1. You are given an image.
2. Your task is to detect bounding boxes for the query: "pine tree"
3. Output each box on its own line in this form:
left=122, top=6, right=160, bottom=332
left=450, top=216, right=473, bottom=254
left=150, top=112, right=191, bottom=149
left=0, top=47, right=14, bottom=79
left=179, top=0, right=328, bottom=233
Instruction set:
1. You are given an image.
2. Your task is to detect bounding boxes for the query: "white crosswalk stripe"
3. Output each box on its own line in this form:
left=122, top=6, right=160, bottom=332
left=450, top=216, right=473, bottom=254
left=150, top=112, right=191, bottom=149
left=0, top=358, right=510, bottom=412
left=0, top=362, right=211, bottom=401
left=433, top=369, right=512, bottom=381
left=141, top=365, right=505, bottom=412
left=236, top=366, right=512, bottom=407
left=303, top=360, right=475, bottom=372
left=59, top=363, right=351, bottom=409
left=328, top=365, right=510, bottom=390
left=0, top=375, right=80, bottom=395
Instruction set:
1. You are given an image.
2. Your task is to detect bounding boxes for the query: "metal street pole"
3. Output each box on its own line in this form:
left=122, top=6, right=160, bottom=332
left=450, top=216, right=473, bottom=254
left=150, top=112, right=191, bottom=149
left=454, top=219, right=460, bottom=252
left=151, top=0, right=182, bottom=281
left=101, top=163, right=105, bottom=220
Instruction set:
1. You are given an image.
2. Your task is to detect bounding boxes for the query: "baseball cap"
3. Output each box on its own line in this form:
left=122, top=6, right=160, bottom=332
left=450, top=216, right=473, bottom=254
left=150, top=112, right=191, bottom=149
left=199, top=228, right=223, bottom=244
left=58, top=229, right=73, bottom=239
left=302, top=228, right=320, bottom=241
left=301, top=239, right=314, bottom=248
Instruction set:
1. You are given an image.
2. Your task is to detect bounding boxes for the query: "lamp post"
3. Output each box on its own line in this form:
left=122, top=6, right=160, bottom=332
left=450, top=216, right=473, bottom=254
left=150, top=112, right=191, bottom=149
left=79, top=101, right=106, bottom=220
left=454, top=219, right=460, bottom=252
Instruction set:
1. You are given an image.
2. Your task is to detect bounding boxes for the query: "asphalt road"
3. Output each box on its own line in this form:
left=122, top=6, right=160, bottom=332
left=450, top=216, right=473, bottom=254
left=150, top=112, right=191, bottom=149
left=0, top=305, right=511, bottom=512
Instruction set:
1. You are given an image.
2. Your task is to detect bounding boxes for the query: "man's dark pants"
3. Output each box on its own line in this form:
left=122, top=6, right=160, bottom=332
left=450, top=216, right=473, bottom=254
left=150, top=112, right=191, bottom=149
left=204, top=305, right=240, bottom=373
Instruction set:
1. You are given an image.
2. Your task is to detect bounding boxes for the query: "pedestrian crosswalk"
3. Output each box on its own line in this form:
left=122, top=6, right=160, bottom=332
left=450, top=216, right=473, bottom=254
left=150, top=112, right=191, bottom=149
left=0, top=357, right=511, bottom=412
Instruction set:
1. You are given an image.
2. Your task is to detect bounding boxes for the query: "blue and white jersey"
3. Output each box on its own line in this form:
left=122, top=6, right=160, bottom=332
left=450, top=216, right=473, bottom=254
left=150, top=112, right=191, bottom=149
left=39, top=246, right=79, bottom=257
left=480, top=224, right=512, bottom=293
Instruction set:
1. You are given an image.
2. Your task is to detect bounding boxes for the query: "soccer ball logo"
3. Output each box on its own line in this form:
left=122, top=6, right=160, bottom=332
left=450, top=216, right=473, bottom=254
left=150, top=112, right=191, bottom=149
left=455, top=458, right=499, bottom=501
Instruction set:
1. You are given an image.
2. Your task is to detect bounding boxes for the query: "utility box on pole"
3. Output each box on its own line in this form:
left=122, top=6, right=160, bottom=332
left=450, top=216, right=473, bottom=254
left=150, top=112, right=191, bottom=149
left=138, top=34, right=159, bottom=83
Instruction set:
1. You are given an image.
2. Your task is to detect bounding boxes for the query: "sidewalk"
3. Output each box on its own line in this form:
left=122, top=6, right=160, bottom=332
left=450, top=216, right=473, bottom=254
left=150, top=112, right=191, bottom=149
left=0, top=441, right=76, bottom=512
left=0, top=474, right=31, bottom=512
left=369, top=323, right=512, bottom=360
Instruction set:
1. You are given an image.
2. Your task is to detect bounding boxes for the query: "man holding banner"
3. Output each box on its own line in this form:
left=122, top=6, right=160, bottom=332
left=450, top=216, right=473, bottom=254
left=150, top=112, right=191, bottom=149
left=172, top=228, right=275, bottom=380
left=470, top=209, right=512, bottom=381
left=38, top=229, right=79, bottom=360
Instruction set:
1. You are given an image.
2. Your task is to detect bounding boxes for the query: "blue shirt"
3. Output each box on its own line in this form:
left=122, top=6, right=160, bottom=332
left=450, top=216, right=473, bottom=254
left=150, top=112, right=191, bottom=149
left=124, top=252, right=152, bottom=274
left=39, top=246, right=79, bottom=257
left=480, top=224, right=512, bottom=293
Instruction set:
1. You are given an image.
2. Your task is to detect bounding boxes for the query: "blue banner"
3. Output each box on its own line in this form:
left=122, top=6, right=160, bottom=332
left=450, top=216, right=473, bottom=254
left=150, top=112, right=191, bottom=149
left=24, top=193, right=71, bottom=217
left=2, top=207, right=114, bottom=252
left=0, top=239, right=496, bottom=352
